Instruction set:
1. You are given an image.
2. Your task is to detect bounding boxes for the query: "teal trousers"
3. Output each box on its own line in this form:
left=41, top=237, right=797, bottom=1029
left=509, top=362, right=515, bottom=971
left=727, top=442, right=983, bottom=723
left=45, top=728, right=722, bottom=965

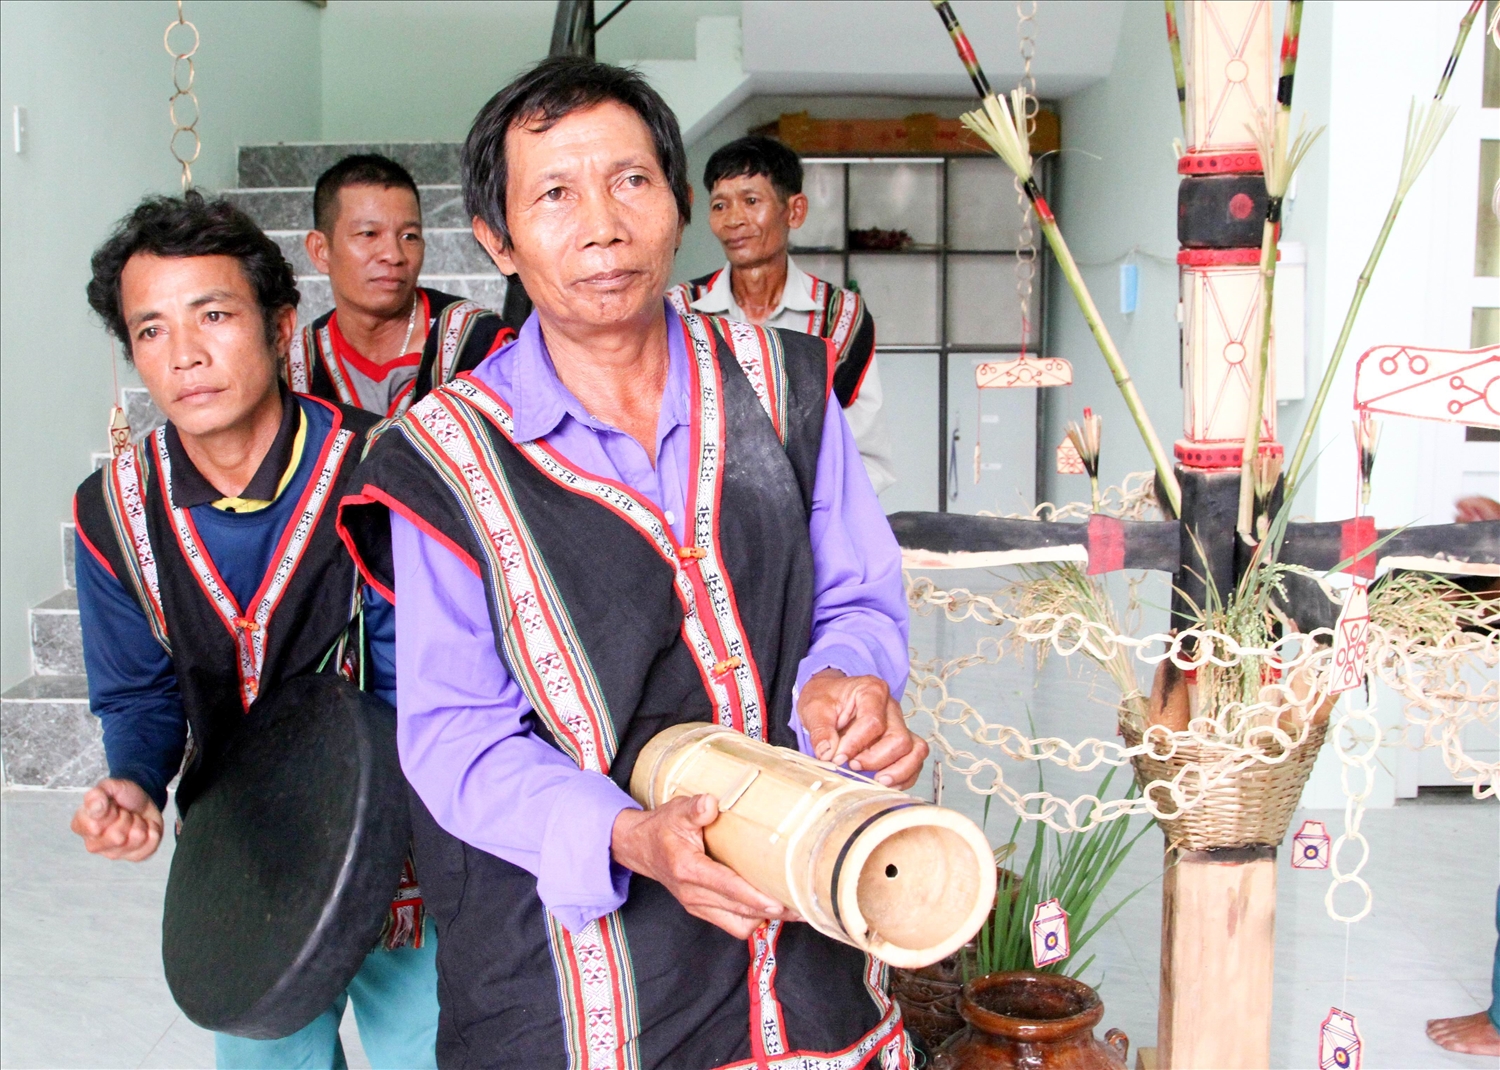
left=214, top=919, right=438, bottom=1069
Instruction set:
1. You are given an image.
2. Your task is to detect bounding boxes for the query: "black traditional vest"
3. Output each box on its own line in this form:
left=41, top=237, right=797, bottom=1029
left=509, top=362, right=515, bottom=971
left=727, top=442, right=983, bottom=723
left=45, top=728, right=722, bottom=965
left=284, top=287, right=521, bottom=416
left=338, top=314, right=911, bottom=1069
left=74, top=396, right=379, bottom=813
left=667, top=270, right=877, bottom=408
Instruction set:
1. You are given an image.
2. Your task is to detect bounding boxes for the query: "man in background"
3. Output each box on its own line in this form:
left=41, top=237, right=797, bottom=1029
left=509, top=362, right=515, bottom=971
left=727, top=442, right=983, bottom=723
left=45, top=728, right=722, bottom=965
left=290, top=153, right=530, bottom=417
left=668, top=135, right=897, bottom=494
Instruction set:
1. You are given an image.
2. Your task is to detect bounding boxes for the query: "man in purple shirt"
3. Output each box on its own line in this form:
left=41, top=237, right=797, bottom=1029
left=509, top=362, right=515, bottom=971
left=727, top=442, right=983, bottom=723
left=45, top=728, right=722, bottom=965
left=338, top=57, right=924, bottom=1069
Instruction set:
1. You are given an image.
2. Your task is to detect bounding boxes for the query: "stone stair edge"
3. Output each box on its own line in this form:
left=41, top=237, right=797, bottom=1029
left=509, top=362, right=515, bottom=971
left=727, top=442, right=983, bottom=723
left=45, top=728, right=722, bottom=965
left=2, top=674, right=89, bottom=702
left=32, top=590, right=78, bottom=613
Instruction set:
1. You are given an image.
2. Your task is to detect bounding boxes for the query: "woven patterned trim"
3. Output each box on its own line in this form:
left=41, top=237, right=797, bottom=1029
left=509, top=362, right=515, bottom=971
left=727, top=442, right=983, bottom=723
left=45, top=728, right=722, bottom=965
left=664, top=282, right=692, bottom=317
left=825, top=289, right=862, bottom=363
left=101, top=439, right=170, bottom=652
left=285, top=326, right=314, bottom=394
left=544, top=912, right=641, bottom=1070
left=750, top=921, right=790, bottom=1060
left=432, top=299, right=487, bottom=387
left=717, top=317, right=788, bottom=442
left=718, top=956, right=912, bottom=1070
left=680, top=314, right=769, bottom=740
left=154, top=420, right=353, bottom=710
left=316, top=324, right=359, bottom=407
left=443, top=366, right=757, bottom=738
left=807, top=277, right=829, bottom=337
left=403, top=391, right=618, bottom=771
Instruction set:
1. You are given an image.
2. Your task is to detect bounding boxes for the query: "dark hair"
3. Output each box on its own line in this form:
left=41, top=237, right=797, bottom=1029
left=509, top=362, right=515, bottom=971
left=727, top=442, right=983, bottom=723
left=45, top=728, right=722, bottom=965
left=87, top=190, right=299, bottom=362
left=462, top=56, right=690, bottom=250
left=313, top=153, right=421, bottom=232
left=704, top=136, right=803, bottom=200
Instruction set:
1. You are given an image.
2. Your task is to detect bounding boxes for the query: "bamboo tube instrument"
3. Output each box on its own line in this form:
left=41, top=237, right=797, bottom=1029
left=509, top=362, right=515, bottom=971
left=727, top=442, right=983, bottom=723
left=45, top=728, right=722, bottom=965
left=630, top=724, right=996, bottom=969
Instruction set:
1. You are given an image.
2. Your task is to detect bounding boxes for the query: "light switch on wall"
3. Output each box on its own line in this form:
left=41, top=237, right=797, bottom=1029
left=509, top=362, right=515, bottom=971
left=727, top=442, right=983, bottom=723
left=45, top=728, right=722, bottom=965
left=12, top=106, right=26, bottom=154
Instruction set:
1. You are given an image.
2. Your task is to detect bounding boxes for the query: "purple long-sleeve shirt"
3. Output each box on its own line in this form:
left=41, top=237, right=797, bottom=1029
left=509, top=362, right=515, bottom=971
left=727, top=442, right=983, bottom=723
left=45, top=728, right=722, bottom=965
left=391, top=303, right=908, bottom=932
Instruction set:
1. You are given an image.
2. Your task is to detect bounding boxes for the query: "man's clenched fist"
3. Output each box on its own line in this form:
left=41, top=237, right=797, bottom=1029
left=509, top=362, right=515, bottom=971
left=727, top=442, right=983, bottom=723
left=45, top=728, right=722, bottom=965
left=70, top=778, right=164, bottom=862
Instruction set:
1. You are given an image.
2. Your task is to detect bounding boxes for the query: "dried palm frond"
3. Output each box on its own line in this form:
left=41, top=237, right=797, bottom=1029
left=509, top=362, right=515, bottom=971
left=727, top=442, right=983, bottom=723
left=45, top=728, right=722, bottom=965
left=961, top=89, right=1035, bottom=185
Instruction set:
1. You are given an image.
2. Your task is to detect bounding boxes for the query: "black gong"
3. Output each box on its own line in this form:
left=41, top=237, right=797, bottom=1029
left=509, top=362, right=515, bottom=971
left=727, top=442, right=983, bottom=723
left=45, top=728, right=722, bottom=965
left=161, top=674, right=410, bottom=1039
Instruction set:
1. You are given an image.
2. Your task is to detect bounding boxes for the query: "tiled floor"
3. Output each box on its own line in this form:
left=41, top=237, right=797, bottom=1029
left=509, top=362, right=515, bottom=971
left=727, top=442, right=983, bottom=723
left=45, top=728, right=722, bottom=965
left=2, top=785, right=1494, bottom=1069
left=0, top=790, right=370, bottom=1070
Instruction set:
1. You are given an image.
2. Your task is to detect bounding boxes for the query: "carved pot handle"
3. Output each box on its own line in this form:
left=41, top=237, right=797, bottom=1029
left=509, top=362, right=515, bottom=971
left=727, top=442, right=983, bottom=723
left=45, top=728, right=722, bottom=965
left=1104, top=1027, right=1130, bottom=1065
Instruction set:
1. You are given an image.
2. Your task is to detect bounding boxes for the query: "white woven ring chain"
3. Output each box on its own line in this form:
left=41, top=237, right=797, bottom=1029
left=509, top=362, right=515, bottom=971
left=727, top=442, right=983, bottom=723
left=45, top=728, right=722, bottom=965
left=905, top=576, right=1497, bottom=925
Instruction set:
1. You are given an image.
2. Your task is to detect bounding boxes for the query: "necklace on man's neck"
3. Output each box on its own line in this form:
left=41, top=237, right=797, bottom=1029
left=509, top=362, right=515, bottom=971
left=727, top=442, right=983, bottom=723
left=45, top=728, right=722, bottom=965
left=394, top=291, right=420, bottom=360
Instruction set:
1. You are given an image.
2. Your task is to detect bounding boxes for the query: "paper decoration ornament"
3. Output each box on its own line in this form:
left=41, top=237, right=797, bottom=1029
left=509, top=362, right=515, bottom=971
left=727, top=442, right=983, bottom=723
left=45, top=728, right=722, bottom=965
left=1353, top=344, right=1500, bottom=429
left=109, top=405, right=131, bottom=458
left=1030, top=898, right=1071, bottom=968
left=1330, top=581, right=1372, bottom=695
left=975, top=356, right=1073, bottom=389
left=1057, top=436, right=1086, bottom=475
left=1319, top=1008, right=1362, bottom=1070
left=1291, top=819, right=1331, bottom=870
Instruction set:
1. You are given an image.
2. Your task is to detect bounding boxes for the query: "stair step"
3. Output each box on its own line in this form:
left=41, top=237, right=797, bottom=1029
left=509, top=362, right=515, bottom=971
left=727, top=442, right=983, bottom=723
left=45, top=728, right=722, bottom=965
left=0, top=674, right=104, bottom=789
left=30, top=589, right=82, bottom=677
left=239, top=143, right=460, bottom=189
left=293, top=275, right=512, bottom=324
left=268, top=228, right=495, bottom=278
left=121, top=387, right=164, bottom=440
left=223, top=185, right=467, bottom=231
left=62, top=523, right=76, bottom=589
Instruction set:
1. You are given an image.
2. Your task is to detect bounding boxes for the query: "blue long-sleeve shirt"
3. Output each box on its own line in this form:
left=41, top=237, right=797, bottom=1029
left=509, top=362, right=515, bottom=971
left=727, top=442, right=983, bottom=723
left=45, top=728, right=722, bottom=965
left=76, top=394, right=394, bottom=809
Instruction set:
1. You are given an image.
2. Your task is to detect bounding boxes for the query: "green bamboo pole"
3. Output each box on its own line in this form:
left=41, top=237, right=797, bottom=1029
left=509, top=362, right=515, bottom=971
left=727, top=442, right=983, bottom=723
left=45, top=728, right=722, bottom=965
left=1236, top=0, right=1305, bottom=535
left=1036, top=205, right=1181, bottom=516
left=1164, top=1, right=1188, bottom=137
left=934, top=0, right=1183, bottom=516
left=1285, top=0, right=1483, bottom=488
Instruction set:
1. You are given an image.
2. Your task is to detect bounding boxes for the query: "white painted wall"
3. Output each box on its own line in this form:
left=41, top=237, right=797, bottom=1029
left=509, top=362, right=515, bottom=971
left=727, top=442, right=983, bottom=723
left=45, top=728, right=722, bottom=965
left=1298, top=0, right=1498, bottom=809
left=0, top=0, right=322, bottom=689
left=741, top=0, right=1125, bottom=98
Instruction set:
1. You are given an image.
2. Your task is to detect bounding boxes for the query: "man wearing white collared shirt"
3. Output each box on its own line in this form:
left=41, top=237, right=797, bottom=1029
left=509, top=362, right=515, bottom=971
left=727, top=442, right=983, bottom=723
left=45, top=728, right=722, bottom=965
left=668, top=136, right=897, bottom=494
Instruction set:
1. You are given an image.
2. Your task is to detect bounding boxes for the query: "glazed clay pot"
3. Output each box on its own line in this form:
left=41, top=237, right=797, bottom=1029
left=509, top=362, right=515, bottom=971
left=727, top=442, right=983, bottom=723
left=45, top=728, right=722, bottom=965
left=931, top=971, right=1129, bottom=1070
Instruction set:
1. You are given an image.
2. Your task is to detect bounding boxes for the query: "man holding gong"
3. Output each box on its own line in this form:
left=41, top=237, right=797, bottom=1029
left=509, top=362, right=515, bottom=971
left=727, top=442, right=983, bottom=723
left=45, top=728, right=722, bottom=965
left=69, top=192, right=438, bottom=1068
left=338, top=57, right=927, bottom=1068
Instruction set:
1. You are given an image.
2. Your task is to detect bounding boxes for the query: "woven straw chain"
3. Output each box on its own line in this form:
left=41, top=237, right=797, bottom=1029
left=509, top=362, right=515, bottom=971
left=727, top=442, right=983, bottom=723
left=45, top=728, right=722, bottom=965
left=905, top=579, right=1498, bottom=924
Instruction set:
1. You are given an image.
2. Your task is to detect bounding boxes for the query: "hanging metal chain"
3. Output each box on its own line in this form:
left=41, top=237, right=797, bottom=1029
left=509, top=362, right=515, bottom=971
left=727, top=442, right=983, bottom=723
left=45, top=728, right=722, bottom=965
left=1013, top=1, right=1039, bottom=356
left=165, top=1, right=200, bottom=191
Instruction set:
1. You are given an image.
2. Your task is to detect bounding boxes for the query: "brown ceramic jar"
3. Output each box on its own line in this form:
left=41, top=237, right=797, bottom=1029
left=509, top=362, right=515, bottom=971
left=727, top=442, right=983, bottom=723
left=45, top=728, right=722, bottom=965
left=930, top=971, right=1129, bottom=1070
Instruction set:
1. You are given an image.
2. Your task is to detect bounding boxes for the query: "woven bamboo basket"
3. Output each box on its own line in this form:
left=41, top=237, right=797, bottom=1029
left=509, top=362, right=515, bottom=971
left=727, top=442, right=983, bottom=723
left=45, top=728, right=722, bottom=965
left=1120, top=720, right=1328, bottom=852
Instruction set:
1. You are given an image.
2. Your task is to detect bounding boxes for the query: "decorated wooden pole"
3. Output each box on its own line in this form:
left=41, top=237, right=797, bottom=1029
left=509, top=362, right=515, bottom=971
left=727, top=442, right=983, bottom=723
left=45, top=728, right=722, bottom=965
left=915, top=4, right=1495, bottom=1067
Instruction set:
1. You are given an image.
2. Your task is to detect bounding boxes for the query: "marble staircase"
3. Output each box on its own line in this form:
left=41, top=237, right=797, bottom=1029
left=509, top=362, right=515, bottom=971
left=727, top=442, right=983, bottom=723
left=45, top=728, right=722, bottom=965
left=223, top=141, right=512, bottom=320
left=1, top=141, right=507, bottom=790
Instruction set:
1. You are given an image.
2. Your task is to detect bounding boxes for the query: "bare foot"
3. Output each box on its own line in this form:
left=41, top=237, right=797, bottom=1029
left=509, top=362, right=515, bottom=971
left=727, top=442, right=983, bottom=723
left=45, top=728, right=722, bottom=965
left=1426, top=1011, right=1500, bottom=1056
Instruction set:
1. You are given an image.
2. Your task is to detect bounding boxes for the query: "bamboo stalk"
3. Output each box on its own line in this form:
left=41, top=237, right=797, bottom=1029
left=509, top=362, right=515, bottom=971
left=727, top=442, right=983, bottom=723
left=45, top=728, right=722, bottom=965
left=1037, top=205, right=1181, bottom=515
left=1285, top=0, right=1481, bottom=488
left=935, top=0, right=1184, bottom=515
left=1164, top=1, right=1188, bottom=137
left=1236, top=218, right=1281, bottom=534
